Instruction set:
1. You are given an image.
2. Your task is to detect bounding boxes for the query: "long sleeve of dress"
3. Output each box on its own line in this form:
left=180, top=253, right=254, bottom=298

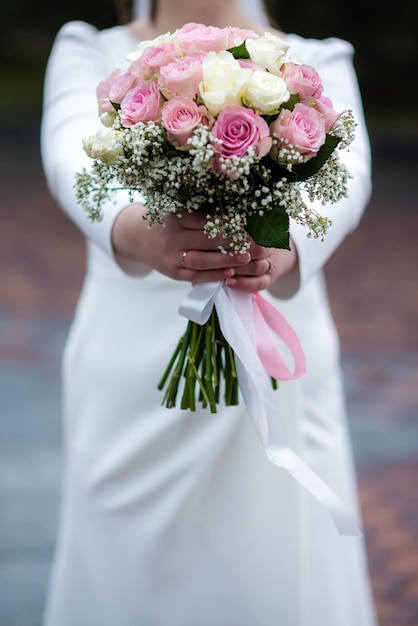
left=41, top=21, right=148, bottom=269
left=284, top=35, right=372, bottom=295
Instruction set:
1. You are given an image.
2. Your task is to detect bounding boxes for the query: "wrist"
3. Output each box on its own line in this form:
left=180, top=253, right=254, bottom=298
left=269, top=239, right=300, bottom=299
left=111, top=203, right=152, bottom=277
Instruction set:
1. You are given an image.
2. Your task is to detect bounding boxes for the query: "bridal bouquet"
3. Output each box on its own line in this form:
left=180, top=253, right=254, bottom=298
left=75, top=22, right=356, bottom=413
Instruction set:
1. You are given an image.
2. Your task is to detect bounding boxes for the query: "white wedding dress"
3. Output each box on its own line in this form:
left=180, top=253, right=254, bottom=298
left=41, top=21, right=378, bottom=626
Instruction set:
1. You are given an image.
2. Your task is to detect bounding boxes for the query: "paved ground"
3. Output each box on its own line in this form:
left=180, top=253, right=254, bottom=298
left=1, top=116, right=417, bottom=626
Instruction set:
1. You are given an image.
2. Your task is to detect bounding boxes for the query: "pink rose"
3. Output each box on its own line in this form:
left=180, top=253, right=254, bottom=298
left=96, top=68, right=124, bottom=114
left=227, top=27, right=259, bottom=48
left=158, top=56, right=203, bottom=100
left=139, top=43, right=178, bottom=78
left=271, top=103, right=326, bottom=158
left=161, top=97, right=213, bottom=149
left=282, top=63, right=323, bottom=100
left=128, top=57, right=149, bottom=81
left=212, top=105, right=272, bottom=166
left=309, top=95, right=339, bottom=132
left=108, top=71, right=139, bottom=105
left=176, top=23, right=231, bottom=54
left=119, top=81, right=164, bottom=127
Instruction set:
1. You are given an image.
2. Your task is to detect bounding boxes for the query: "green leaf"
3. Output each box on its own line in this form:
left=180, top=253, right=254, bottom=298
left=264, top=158, right=297, bottom=183
left=280, top=93, right=300, bottom=111
left=228, top=41, right=250, bottom=59
left=292, top=134, right=341, bottom=181
left=110, top=101, right=120, bottom=112
left=246, top=205, right=290, bottom=249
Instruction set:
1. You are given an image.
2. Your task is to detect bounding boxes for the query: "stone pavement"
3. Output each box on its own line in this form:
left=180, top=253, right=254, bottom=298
left=1, top=117, right=417, bottom=626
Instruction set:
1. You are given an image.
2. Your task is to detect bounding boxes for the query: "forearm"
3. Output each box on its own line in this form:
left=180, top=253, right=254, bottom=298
left=266, top=239, right=300, bottom=299
left=41, top=22, right=139, bottom=264
left=111, top=203, right=153, bottom=276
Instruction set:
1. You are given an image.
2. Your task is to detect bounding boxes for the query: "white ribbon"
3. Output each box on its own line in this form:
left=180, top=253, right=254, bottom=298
left=179, top=281, right=362, bottom=537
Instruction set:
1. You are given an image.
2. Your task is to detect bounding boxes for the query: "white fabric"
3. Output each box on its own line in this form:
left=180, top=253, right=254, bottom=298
left=40, top=21, right=377, bottom=626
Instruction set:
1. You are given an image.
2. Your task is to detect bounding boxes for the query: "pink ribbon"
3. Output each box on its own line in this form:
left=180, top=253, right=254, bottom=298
left=252, top=292, right=306, bottom=381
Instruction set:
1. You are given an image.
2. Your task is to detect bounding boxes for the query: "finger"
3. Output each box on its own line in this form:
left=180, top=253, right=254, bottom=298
left=173, top=226, right=231, bottom=252
left=224, top=273, right=277, bottom=293
left=182, top=249, right=251, bottom=272
left=233, top=256, right=273, bottom=277
left=178, top=250, right=236, bottom=283
left=248, top=241, right=274, bottom=262
left=180, top=268, right=237, bottom=284
left=169, top=210, right=207, bottom=230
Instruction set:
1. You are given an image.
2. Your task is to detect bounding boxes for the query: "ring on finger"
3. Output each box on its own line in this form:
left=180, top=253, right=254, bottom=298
left=181, top=250, right=189, bottom=269
left=264, top=258, right=276, bottom=275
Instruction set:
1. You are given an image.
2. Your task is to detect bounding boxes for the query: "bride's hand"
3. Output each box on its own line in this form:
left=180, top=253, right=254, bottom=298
left=112, top=204, right=245, bottom=281
left=225, top=238, right=299, bottom=294
left=112, top=204, right=298, bottom=291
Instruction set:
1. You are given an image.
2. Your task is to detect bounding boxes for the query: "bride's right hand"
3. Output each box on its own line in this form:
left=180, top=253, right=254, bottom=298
left=111, top=203, right=251, bottom=282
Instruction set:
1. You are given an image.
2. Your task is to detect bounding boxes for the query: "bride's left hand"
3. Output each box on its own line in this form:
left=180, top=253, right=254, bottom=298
left=173, top=211, right=299, bottom=293
left=224, top=239, right=299, bottom=293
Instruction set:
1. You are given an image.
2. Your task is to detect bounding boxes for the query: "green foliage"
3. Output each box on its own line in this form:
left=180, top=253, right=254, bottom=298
left=246, top=204, right=290, bottom=249
left=280, top=93, right=300, bottom=111
left=228, top=41, right=250, bottom=60
left=292, top=134, right=341, bottom=181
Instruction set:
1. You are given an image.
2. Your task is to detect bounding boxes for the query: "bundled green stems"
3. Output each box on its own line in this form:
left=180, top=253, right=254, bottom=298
left=158, top=308, right=278, bottom=413
left=158, top=308, right=239, bottom=413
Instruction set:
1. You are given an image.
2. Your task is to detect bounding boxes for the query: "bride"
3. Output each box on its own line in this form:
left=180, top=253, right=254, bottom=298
left=40, top=0, right=377, bottom=624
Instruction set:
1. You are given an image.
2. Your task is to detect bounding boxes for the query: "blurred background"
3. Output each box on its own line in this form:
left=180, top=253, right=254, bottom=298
left=1, top=1, right=417, bottom=625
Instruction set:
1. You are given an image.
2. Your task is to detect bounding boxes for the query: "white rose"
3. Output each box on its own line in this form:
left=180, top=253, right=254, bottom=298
left=82, top=128, right=124, bottom=165
left=246, top=33, right=289, bottom=76
left=199, top=51, right=252, bottom=115
left=99, top=110, right=117, bottom=127
left=243, top=71, right=290, bottom=115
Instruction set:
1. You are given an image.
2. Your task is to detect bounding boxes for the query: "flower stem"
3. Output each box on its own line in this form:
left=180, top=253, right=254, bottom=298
left=203, top=319, right=217, bottom=413
left=160, top=321, right=192, bottom=408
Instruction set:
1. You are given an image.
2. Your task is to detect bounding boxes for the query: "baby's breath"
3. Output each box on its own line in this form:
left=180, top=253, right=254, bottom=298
left=75, top=108, right=354, bottom=253
left=330, top=109, right=357, bottom=149
left=271, top=136, right=306, bottom=168
left=303, top=153, right=351, bottom=208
